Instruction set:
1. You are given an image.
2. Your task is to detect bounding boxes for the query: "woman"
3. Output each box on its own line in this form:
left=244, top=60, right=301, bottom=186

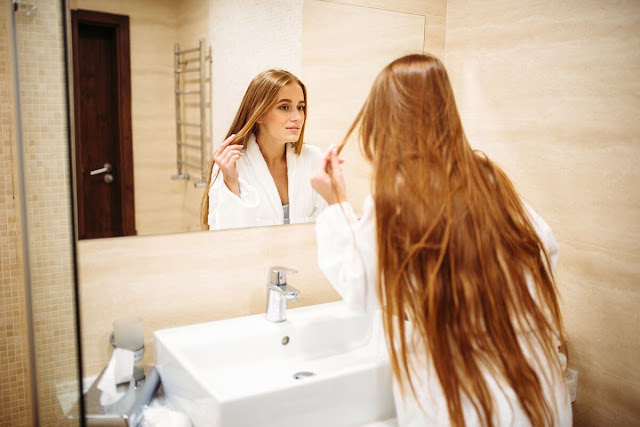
left=201, top=69, right=327, bottom=230
left=311, top=54, right=571, bottom=426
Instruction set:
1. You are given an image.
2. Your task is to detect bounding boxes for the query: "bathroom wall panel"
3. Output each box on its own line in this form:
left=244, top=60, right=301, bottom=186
left=454, top=118, right=639, bottom=254
left=424, top=14, right=446, bottom=59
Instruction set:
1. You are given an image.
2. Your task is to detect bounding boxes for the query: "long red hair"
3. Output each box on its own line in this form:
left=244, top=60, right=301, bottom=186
left=339, top=54, right=566, bottom=426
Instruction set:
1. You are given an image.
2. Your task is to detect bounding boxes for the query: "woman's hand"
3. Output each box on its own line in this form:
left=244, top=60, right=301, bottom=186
left=311, top=145, right=347, bottom=205
left=214, top=134, right=243, bottom=196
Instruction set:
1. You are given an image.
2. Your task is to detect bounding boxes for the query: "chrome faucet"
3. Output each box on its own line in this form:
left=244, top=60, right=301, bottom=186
left=266, top=266, right=300, bottom=322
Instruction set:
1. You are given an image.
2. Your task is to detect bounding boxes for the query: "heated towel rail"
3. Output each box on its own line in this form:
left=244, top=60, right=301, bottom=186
left=171, top=38, right=212, bottom=187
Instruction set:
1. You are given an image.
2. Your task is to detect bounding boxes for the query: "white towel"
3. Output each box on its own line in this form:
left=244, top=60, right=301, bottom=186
left=97, top=348, right=135, bottom=407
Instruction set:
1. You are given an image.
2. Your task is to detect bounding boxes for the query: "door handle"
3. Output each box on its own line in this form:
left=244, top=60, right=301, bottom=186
left=90, top=163, right=113, bottom=175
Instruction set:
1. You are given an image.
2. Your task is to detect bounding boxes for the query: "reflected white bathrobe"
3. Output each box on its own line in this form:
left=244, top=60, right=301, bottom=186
left=315, top=196, right=572, bottom=427
left=208, top=134, right=327, bottom=230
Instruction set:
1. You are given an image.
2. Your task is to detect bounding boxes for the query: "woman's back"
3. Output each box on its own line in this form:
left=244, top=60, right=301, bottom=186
left=312, top=54, right=571, bottom=426
left=390, top=194, right=572, bottom=426
left=315, top=192, right=571, bottom=426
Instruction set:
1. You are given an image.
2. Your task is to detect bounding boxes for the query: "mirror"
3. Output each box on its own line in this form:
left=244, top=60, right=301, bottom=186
left=67, top=0, right=427, bottom=238
left=69, top=0, right=443, bottom=421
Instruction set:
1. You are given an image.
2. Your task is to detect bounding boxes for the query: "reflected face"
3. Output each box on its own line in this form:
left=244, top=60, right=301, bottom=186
left=257, top=83, right=306, bottom=144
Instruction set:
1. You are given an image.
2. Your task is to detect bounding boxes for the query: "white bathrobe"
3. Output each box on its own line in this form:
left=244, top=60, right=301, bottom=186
left=315, top=196, right=572, bottom=427
left=208, top=134, right=327, bottom=230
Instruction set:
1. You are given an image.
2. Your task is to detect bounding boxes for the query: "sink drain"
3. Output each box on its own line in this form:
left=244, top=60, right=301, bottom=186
left=293, top=371, right=316, bottom=380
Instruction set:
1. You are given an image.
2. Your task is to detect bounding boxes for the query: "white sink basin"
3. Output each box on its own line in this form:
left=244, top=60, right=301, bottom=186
left=154, top=301, right=395, bottom=427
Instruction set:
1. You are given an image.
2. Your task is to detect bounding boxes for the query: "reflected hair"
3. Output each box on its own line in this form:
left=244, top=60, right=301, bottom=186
left=336, top=54, right=567, bottom=426
left=200, top=69, right=307, bottom=230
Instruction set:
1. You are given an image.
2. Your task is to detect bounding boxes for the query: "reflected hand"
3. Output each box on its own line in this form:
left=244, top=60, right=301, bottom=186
left=215, top=134, right=243, bottom=196
left=311, top=145, right=346, bottom=205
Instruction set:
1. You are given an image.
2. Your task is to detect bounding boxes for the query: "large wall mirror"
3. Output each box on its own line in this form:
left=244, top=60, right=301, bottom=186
left=69, top=0, right=443, bottom=406
left=67, top=0, right=427, bottom=239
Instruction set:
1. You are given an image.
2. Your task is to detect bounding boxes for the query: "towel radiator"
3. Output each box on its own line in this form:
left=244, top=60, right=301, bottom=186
left=171, top=38, right=212, bottom=187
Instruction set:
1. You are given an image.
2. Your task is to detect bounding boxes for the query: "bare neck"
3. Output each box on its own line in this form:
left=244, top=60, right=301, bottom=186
left=256, top=133, right=287, bottom=169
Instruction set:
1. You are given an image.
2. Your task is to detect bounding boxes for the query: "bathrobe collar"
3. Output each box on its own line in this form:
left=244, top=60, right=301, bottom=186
left=245, top=133, right=297, bottom=220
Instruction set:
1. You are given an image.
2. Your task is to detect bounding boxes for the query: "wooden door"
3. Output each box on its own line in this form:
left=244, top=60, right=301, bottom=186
left=71, top=10, right=135, bottom=239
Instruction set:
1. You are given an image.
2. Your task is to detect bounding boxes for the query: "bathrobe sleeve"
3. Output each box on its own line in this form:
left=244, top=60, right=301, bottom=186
left=208, top=166, right=260, bottom=230
left=523, top=202, right=559, bottom=272
left=315, top=196, right=379, bottom=312
left=290, top=144, right=329, bottom=224
left=306, top=145, right=329, bottom=220
left=310, top=188, right=329, bottom=221
left=521, top=202, right=568, bottom=372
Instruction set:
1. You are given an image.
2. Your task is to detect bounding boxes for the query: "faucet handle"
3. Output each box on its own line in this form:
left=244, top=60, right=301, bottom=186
left=269, top=266, right=298, bottom=286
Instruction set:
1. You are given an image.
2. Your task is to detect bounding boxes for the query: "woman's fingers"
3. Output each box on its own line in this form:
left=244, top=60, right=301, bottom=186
left=311, top=145, right=348, bottom=205
left=319, top=151, right=331, bottom=172
left=218, top=144, right=243, bottom=161
left=214, top=134, right=236, bottom=158
left=314, top=147, right=336, bottom=182
left=324, top=145, right=334, bottom=160
left=221, top=148, right=242, bottom=167
left=228, top=152, right=241, bottom=169
left=222, top=144, right=244, bottom=154
left=322, top=145, right=337, bottom=170
left=214, top=135, right=241, bottom=184
left=216, top=143, right=243, bottom=166
left=321, top=145, right=344, bottom=179
left=329, top=147, right=342, bottom=175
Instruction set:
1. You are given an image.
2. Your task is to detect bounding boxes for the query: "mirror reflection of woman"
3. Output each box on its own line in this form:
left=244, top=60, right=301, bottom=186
left=312, top=54, right=571, bottom=426
left=201, top=70, right=327, bottom=230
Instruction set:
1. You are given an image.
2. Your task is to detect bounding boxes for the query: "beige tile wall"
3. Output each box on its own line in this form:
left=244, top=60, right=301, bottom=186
left=444, top=1, right=640, bottom=425
left=78, top=0, right=445, bottom=377
left=13, top=0, right=81, bottom=425
left=0, top=4, right=32, bottom=427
